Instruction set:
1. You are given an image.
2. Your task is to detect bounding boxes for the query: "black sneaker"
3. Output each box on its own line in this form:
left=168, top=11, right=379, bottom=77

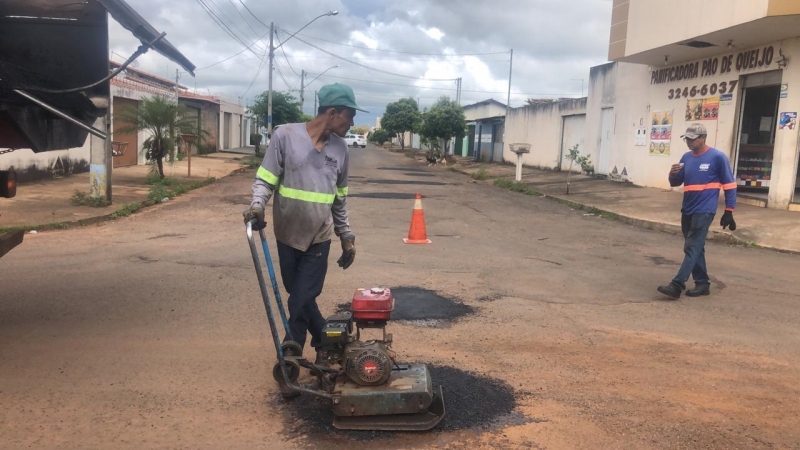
left=686, top=284, right=710, bottom=297
left=657, top=283, right=682, bottom=299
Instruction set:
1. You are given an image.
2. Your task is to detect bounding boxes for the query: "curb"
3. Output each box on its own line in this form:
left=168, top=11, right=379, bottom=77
left=446, top=164, right=800, bottom=255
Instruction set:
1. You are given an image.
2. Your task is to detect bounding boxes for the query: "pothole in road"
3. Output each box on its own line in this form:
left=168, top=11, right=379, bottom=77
left=276, top=364, right=526, bottom=442
left=335, top=287, right=476, bottom=326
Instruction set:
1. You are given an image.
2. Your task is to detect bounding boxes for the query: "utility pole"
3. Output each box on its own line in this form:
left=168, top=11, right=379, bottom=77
left=506, top=49, right=513, bottom=116
left=299, top=70, right=305, bottom=114
left=267, top=22, right=275, bottom=136
left=456, top=77, right=462, bottom=105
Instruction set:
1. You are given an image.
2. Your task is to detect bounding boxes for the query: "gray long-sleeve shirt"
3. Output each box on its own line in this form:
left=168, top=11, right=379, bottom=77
left=251, top=123, right=351, bottom=251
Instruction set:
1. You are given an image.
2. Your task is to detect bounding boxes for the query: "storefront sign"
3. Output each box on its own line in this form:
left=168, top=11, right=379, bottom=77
left=652, top=45, right=776, bottom=87
left=667, top=81, right=738, bottom=100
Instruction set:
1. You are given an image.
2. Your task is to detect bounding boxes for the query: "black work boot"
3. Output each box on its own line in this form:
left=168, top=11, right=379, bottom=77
left=314, top=350, right=330, bottom=369
left=686, top=283, right=711, bottom=297
left=657, top=283, right=682, bottom=300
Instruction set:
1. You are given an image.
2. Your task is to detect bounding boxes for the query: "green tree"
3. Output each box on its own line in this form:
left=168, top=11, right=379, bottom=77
left=369, top=129, right=390, bottom=145
left=249, top=91, right=306, bottom=130
left=116, top=95, right=199, bottom=179
left=381, top=97, right=421, bottom=149
left=420, top=96, right=466, bottom=154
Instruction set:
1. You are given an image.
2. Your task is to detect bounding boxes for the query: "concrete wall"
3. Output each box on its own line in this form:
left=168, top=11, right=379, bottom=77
left=219, top=99, right=246, bottom=149
left=178, top=98, right=220, bottom=153
left=463, top=102, right=506, bottom=121
left=504, top=98, right=587, bottom=169
left=0, top=144, right=90, bottom=183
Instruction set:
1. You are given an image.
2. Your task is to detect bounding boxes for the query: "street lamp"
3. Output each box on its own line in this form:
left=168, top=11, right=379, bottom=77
left=267, top=11, right=338, bottom=135
left=300, top=65, right=339, bottom=114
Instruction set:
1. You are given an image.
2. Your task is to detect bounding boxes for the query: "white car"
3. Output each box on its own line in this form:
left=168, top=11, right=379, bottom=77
left=344, top=134, right=367, bottom=148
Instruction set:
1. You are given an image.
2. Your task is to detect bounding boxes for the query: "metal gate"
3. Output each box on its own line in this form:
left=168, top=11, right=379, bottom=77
left=596, top=108, right=614, bottom=175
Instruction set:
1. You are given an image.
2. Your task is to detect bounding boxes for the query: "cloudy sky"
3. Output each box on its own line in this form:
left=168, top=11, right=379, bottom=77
left=110, top=0, right=613, bottom=126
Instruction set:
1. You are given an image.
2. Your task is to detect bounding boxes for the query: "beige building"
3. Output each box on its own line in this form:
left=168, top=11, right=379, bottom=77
left=605, top=0, right=800, bottom=210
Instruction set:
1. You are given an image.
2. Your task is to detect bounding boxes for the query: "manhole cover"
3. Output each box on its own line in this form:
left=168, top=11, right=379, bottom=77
left=277, top=365, right=522, bottom=440
left=336, top=287, right=475, bottom=324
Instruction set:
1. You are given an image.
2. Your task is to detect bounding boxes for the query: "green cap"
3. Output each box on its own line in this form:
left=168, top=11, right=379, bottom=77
left=317, top=83, right=368, bottom=113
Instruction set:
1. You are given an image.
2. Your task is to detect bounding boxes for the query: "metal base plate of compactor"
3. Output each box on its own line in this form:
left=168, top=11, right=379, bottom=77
left=331, top=364, right=446, bottom=431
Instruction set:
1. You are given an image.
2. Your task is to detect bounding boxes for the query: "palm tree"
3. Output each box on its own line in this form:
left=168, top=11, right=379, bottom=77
left=115, top=95, right=199, bottom=178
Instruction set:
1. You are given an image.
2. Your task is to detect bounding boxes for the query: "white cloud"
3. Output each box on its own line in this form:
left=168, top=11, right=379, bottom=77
left=109, top=0, right=613, bottom=125
left=421, top=26, right=444, bottom=41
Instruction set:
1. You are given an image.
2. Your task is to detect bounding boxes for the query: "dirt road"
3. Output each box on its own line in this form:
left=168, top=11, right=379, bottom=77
left=2, top=145, right=799, bottom=449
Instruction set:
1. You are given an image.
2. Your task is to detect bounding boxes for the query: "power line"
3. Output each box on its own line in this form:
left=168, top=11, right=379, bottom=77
left=196, top=0, right=267, bottom=55
left=205, top=0, right=260, bottom=46
left=293, top=32, right=510, bottom=56
left=283, top=29, right=458, bottom=82
left=241, top=35, right=269, bottom=98
left=237, top=0, right=269, bottom=29
left=226, top=0, right=260, bottom=40
left=193, top=29, right=271, bottom=71
left=275, top=30, right=300, bottom=77
left=283, top=55, right=512, bottom=62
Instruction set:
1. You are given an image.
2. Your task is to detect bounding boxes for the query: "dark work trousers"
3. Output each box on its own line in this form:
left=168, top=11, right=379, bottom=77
left=672, top=213, right=715, bottom=290
left=276, top=239, right=330, bottom=351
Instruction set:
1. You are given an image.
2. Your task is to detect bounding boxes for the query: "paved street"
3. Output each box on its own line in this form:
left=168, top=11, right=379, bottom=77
left=2, top=144, right=799, bottom=449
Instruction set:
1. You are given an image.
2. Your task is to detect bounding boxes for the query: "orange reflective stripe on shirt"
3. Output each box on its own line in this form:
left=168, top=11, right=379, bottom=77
left=684, top=182, right=722, bottom=192
left=722, top=182, right=737, bottom=190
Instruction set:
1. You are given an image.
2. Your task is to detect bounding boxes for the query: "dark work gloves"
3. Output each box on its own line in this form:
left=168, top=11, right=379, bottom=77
left=720, top=210, right=736, bottom=231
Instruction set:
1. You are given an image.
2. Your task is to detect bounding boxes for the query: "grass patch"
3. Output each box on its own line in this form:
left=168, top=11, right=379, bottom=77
left=471, top=168, right=490, bottom=181
left=145, top=177, right=216, bottom=204
left=70, top=191, right=111, bottom=207
left=111, top=202, right=144, bottom=219
left=493, top=178, right=541, bottom=196
left=242, top=155, right=261, bottom=169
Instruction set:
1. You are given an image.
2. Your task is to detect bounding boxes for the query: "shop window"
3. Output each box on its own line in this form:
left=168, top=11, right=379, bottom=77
left=736, top=85, right=780, bottom=192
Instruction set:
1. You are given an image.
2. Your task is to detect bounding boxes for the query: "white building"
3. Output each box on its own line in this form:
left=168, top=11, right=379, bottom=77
left=505, top=0, right=800, bottom=210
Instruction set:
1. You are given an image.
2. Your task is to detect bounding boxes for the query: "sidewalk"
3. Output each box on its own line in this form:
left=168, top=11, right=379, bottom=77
left=0, top=152, right=249, bottom=229
left=404, top=149, right=800, bottom=254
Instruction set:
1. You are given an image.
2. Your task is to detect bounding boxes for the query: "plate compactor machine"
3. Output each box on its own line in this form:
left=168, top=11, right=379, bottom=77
left=246, top=222, right=445, bottom=431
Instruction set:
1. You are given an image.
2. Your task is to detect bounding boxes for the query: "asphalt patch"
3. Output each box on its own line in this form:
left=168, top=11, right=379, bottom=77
left=367, top=179, right=449, bottom=186
left=647, top=256, right=680, bottom=266
left=336, top=287, right=475, bottom=324
left=349, top=193, right=433, bottom=200
left=276, top=365, right=521, bottom=441
left=377, top=167, right=426, bottom=172
left=404, top=172, right=436, bottom=177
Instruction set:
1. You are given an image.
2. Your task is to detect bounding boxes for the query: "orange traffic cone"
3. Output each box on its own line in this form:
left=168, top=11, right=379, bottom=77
left=403, top=193, right=432, bottom=244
